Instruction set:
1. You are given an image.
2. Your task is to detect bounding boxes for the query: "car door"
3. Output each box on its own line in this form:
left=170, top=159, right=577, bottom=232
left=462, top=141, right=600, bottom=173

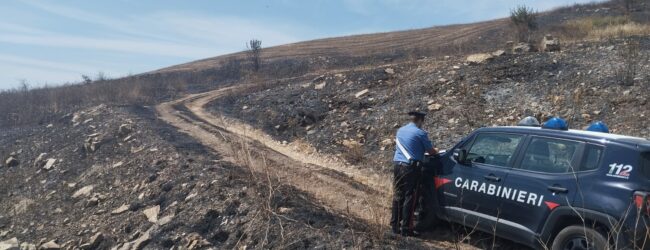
left=498, top=136, right=582, bottom=241
left=437, top=132, right=525, bottom=231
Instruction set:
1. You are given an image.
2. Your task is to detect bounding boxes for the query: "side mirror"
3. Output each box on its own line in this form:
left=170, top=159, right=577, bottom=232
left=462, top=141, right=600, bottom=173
left=453, top=148, right=468, bottom=164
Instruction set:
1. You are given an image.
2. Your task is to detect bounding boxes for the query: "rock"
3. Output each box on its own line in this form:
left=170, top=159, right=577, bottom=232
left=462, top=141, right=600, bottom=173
left=86, top=197, right=99, bottom=207
left=314, top=82, right=327, bottom=90
left=5, top=157, right=19, bottom=167
left=384, top=68, right=395, bottom=75
left=437, top=78, right=448, bottom=83
left=428, top=103, right=443, bottom=111
left=581, top=114, right=591, bottom=119
left=131, top=230, right=151, bottom=250
left=38, top=241, right=60, bottom=250
left=541, top=34, right=560, bottom=52
left=354, top=89, right=369, bottom=98
left=143, top=205, right=160, bottom=223
left=342, top=140, right=362, bottom=148
left=185, top=192, right=197, bottom=201
left=19, top=242, right=36, bottom=250
left=466, top=53, right=494, bottom=64
left=79, top=232, right=103, bottom=250
left=157, top=215, right=174, bottom=226
left=186, top=233, right=211, bottom=250
left=492, top=49, right=506, bottom=57
left=512, top=43, right=531, bottom=54
left=118, top=124, right=133, bottom=137
left=42, top=159, right=56, bottom=171
left=242, top=105, right=248, bottom=110
left=0, top=237, right=19, bottom=250
left=112, top=204, right=129, bottom=215
left=278, top=207, right=293, bottom=214
left=72, top=185, right=94, bottom=198
left=34, top=153, right=48, bottom=168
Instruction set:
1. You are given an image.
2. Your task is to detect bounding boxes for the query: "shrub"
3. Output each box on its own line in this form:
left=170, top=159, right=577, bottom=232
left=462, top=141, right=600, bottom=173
left=247, top=39, right=262, bottom=72
left=510, top=5, right=538, bottom=42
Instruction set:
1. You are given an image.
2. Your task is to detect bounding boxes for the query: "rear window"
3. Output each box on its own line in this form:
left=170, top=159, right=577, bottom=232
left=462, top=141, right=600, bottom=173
left=519, top=137, right=580, bottom=173
left=580, top=144, right=604, bottom=171
left=641, top=152, right=650, bottom=179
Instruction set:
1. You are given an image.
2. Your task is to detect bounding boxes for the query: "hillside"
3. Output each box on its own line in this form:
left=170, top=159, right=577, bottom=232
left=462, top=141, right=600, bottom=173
left=1, top=0, right=650, bottom=249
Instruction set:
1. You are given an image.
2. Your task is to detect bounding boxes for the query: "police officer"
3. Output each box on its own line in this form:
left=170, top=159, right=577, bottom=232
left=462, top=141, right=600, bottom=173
left=391, top=111, right=437, bottom=236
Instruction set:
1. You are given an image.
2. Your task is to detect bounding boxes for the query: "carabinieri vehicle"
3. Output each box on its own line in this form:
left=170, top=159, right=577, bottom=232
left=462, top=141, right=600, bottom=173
left=429, top=118, right=650, bottom=250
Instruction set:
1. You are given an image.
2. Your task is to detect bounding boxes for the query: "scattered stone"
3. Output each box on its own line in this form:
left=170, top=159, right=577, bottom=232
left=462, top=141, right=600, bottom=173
left=5, top=157, right=19, bottom=167
left=143, top=205, right=160, bottom=223
left=512, top=43, right=531, bottom=54
left=112, top=204, right=129, bottom=215
left=72, top=185, right=94, bottom=199
left=34, top=153, right=48, bottom=168
left=185, top=192, right=198, bottom=201
left=437, top=78, right=448, bottom=83
left=118, top=124, right=133, bottom=137
left=79, top=232, right=103, bottom=250
left=354, top=89, right=369, bottom=98
left=314, top=82, right=327, bottom=90
left=541, top=34, right=561, bottom=52
left=38, top=240, right=60, bottom=250
left=384, top=68, right=395, bottom=75
left=427, top=103, right=443, bottom=111
left=130, top=230, right=151, bottom=250
left=42, top=159, right=56, bottom=171
left=19, top=242, right=36, bottom=250
left=278, top=207, right=293, bottom=214
left=157, top=215, right=174, bottom=226
left=186, top=233, right=211, bottom=250
left=0, top=237, right=19, bottom=250
left=466, top=53, right=493, bottom=64
left=492, top=49, right=506, bottom=57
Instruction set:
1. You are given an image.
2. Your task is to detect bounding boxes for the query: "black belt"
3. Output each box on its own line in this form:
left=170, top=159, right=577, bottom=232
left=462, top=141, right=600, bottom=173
left=395, top=161, right=421, bottom=167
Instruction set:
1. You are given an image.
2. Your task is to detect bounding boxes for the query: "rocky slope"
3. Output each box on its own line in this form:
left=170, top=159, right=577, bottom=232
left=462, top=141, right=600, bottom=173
left=208, top=37, right=650, bottom=171
left=0, top=105, right=424, bottom=249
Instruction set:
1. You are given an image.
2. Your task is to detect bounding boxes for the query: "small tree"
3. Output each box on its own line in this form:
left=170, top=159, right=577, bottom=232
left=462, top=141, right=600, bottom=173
left=247, top=39, right=262, bottom=72
left=510, top=5, right=538, bottom=43
left=81, top=74, right=92, bottom=84
left=96, top=71, right=107, bottom=81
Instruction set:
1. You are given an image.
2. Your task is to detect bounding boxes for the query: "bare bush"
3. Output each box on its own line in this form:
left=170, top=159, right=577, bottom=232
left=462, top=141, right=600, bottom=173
left=247, top=39, right=262, bottom=72
left=616, top=38, right=645, bottom=86
left=510, top=5, right=538, bottom=43
left=342, top=143, right=365, bottom=165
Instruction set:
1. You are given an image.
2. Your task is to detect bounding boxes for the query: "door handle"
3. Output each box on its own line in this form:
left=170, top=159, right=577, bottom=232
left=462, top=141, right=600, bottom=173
left=547, top=186, right=568, bottom=193
left=484, top=174, right=501, bottom=182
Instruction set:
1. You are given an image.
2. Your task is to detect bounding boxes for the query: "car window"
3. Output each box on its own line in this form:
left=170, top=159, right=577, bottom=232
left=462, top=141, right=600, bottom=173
left=466, top=133, right=523, bottom=167
left=640, top=152, right=650, bottom=179
left=520, top=137, right=580, bottom=173
left=580, top=144, right=603, bottom=171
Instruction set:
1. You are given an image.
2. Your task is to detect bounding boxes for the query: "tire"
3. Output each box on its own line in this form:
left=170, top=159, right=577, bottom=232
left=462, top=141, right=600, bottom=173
left=551, top=225, right=609, bottom=250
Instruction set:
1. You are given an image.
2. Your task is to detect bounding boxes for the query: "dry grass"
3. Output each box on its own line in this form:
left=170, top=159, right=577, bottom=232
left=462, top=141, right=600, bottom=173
left=562, top=15, right=650, bottom=41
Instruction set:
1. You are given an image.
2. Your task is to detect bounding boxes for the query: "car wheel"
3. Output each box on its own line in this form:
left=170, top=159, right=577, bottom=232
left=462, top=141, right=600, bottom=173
left=551, top=225, right=608, bottom=250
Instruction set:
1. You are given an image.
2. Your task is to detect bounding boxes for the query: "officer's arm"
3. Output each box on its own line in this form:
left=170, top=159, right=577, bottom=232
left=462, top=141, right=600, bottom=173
left=420, top=131, right=438, bottom=155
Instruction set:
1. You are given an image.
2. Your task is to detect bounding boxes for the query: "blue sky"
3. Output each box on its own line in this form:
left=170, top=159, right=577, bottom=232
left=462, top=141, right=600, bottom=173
left=0, top=0, right=600, bottom=90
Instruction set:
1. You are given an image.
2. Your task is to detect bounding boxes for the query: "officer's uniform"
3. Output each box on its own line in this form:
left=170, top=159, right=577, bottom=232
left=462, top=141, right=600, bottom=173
left=391, top=122, right=434, bottom=234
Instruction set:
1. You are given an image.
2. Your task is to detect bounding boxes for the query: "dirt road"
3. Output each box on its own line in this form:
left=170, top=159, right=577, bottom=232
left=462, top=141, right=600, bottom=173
left=156, top=83, right=393, bottom=228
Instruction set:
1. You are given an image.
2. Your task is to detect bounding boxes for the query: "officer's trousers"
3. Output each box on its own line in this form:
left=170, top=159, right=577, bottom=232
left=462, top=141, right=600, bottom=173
left=390, top=162, right=419, bottom=233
